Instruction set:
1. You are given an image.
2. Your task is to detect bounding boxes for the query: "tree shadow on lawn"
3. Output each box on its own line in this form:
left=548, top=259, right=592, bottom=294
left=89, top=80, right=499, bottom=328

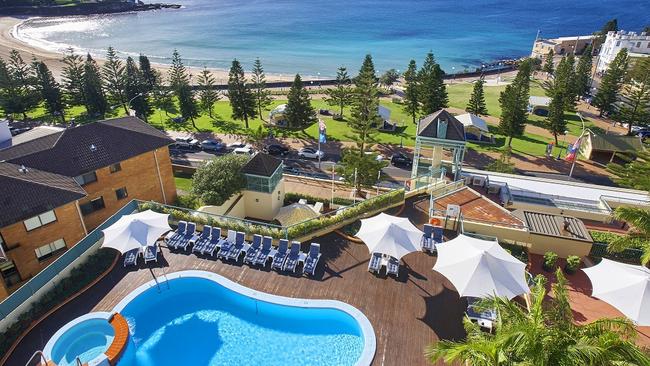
left=210, top=115, right=243, bottom=136
left=463, top=148, right=499, bottom=169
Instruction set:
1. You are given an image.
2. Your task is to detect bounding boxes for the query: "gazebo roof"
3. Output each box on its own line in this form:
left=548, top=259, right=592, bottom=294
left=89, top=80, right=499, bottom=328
left=241, top=153, right=282, bottom=177
left=417, top=110, right=466, bottom=141
left=455, top=113, right=489, bottom=133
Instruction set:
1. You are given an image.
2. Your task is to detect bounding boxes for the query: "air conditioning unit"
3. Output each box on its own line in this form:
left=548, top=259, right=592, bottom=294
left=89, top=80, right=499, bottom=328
left=472, top=176, right=486, bottom=187
left=487, top=184, right=501, bottom=194
left=446, top=204, right=461, bottom=218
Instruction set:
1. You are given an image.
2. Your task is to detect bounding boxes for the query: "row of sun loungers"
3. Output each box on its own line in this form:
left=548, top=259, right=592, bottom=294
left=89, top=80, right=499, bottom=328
left=368, top=252, right=400, bottom=277
left=163, top=221, right=322, bottom=276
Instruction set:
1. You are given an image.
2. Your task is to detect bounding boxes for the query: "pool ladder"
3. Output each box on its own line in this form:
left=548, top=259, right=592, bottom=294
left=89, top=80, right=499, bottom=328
left=24, top=351, right=47, bottom=366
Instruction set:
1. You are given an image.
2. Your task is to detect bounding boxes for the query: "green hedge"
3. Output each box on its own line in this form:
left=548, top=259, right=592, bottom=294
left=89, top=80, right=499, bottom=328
left=0, top=249, right=115, bottom=358
left=589, top=230, right=645, bottom=249
left=139, top=201, right=285, bottom=238
left=284, top=192, right=354, bottom=207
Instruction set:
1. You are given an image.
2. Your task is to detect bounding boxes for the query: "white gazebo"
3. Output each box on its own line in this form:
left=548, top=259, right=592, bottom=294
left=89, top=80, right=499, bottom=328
left=583, top=259, right=650, bottom=326
left=101, top=210, right=171, bottom=254
left=356, top=213, right=423, bottom=260
left=456, top=113, right=489, bottom=140
left=433, top=234, right=530, bottom=299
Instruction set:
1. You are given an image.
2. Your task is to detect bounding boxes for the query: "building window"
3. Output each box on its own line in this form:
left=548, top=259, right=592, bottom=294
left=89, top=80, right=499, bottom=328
left=109, top=163, right=122, bottom=173
left=74, top=171, right=97, bottom=186
left=23, top=210, right=57, bottom=231
left=80, top=197, right=105, bottom=216
left=636, top=42, right=641, bottom=48
left=115, top=187, right=128, bottom=200
left=0, top=260, right=21, bottom=287
left=35, top=239, right=67, bottom=261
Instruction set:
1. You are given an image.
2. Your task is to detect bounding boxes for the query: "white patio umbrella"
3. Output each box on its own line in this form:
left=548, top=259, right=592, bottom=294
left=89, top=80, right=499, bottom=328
left=583, top=258, right=650, bottom=326
left=356, top=213, right=423, bottom=260
left=433, top=234, right=529, bottom=299
left=101, top=209, right=171, bottom=254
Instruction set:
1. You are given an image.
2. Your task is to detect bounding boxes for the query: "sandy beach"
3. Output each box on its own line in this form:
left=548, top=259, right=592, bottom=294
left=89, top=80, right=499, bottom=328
left=0, top=16, right=295, bottom=83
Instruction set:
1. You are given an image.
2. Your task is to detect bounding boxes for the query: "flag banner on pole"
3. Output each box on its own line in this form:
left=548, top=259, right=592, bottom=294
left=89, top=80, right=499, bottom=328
left=319, top=119, right=327, bottom=143
left=565, top=137, right=582, bottom=162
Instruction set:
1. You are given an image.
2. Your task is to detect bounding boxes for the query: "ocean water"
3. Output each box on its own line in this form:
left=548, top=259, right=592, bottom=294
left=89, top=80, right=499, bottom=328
left=14, top=0, right=650, bottom=76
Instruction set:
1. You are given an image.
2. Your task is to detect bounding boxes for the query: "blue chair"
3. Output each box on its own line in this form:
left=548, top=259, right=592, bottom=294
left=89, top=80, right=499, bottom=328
left=203, top=227, right=223, bottom=255
left=368, top=252, right=382, bottom=273
left=175, top=222, right=196, bottom=251
left=302, top=243, right=321, bottom=276
left=191, top=225, right=212, bottom=254
left=244, top=234, right=263, bottom=265
left=123, top=248, right=139, bottom=267
left=254, top=236, right=274, bottom=266
left=225, top=231, right=248, bottom=261
left=271, top=239, right=289, bottom=271
left=283, top=241, right=303, bottom=272
left=166, top=221, right=187, bottom=248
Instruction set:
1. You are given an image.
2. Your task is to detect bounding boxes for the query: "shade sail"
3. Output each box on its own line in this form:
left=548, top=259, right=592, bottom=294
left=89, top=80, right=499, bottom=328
left=433, top=234, right=529, bottom=299
left=274, top=203, right=319, bottom=226
left=356, top=213, right=423, bottom=260
left=101, top=210, right=171, bottom=254
left=583, top=258, right=650, bottom=326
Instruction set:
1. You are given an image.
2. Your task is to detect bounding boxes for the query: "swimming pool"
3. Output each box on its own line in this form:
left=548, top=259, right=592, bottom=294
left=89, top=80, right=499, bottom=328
left=44, top=312, right=114, bottom=366
left=46, top=270, right=375, bottom=366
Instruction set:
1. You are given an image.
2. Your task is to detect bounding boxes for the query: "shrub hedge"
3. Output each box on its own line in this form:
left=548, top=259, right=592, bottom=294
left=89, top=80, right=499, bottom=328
left=589, top=230, right=645, bottom=249
left=141, top=189, right=405, bottom=240
left=0, top=248, right=116, bottom=359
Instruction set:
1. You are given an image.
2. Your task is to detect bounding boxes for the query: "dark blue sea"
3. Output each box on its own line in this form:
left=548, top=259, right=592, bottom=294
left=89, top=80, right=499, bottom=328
left=14, top=0, right=650, bottom=76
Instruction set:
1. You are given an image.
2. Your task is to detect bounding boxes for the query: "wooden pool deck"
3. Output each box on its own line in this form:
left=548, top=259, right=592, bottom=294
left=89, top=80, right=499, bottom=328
left=7, top=216, right=467, bottom=366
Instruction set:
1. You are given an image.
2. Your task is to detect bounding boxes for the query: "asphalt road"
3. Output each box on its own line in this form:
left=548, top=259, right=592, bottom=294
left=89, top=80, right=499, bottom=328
left=169, top=147, right=413, bottom=186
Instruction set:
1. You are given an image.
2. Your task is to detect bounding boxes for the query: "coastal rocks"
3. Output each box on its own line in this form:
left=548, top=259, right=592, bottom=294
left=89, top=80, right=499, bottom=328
left=0, top=2, right=180, bottom=16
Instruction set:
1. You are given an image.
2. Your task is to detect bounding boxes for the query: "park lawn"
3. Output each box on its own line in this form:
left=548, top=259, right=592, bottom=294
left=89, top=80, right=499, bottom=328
left=20, top=80, right=590, bottom=158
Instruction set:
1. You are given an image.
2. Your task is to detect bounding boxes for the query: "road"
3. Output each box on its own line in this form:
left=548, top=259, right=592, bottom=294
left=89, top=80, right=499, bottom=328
left=169, top=147, right=412, bottom=186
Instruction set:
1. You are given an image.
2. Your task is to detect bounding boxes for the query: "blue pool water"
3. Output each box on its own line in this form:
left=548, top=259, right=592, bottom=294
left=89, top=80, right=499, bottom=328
left=14, top=0, right=650, bottom=76
left=49, top=318, right=114, bottom=366
left=116, top=276, right=365, bottom=366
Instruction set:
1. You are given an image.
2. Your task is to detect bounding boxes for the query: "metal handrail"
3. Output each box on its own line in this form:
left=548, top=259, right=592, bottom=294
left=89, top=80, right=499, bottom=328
left=24, top=350, right=47, bottom=366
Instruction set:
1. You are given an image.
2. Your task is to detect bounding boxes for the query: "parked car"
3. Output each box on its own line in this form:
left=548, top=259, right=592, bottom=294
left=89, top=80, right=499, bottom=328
left=200, top=139, right=225, bottom=151
left=298, top=147, right=325, bottom=159
left=319, top=109, right=333, bottom=116
left=283, top=165, right=301, bottom=175
left=227, top=141, right=250, bottom=149
left=638, top=130, right=650, bottom=141
left=173, top=137, right=200, bottom=150
left=264, top=144, right=289, bottom=156
left=364, top=151, right=385, bottom=161
left=232, top=146, right=254, bottom=155
left=391, top=152, right=412, bottom=167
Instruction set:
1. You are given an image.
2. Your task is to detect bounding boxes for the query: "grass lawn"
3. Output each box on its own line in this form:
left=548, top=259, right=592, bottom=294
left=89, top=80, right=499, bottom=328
left=174, top=176, right=193, bottom=192
left=22, top=79, right=594, bottom=158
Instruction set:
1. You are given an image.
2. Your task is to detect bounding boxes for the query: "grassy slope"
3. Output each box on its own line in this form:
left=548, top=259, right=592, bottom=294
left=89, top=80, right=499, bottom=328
left=25, top=80, right=593, bottom=157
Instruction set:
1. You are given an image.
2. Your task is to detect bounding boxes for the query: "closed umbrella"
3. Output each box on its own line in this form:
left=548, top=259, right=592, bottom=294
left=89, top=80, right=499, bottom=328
left=356, top=213, right=423, bottom=260
left=101, top=209, right=171, bottom=254
left=433, top=234, right=529, bottom=299
left=583, top=258, right=650, bottom=326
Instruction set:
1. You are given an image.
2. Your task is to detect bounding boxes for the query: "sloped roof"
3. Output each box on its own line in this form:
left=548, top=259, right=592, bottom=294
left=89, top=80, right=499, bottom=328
left=0, top=117, right=173, bottom=177
left=455, top=113, right=489, bottom=133
left=241, top=153, right=282, bottom=177
left=529, top=96, right=551, bottom=107
left=0, top=162, right=86, bottom=227
left=417, top=109, right=466, bottom=141
left=588, top=132, right=643, bottom=153
left=516, top=210, right=592, bottom=242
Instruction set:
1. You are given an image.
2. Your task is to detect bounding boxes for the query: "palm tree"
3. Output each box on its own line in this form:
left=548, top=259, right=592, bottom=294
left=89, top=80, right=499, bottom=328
left=425, top=270, right=650, bottom=365
left=609, top=207, right=650, bottom=266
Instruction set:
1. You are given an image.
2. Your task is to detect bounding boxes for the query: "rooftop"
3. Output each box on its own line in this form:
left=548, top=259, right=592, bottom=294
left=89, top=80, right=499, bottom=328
left=587, top=131, right=644, bottom=153
left=417, top=110, right=466, bottom=142
left=8, top=126, right=64, bottom=147
left=0, top=162, right=86, bottom=227
left=0, top=117, right=173, bottom=178
left=515, top=210, right=593, bottom=242
left=241, top=153, right=282, bottom=177
left=529, top=96, right=551, bottom=107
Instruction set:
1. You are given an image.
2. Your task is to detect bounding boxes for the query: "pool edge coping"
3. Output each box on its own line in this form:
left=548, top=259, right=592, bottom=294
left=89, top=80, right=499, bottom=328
left=42, top=311, right=113, bottom=363
left=112, top=269, right=376, bottom=366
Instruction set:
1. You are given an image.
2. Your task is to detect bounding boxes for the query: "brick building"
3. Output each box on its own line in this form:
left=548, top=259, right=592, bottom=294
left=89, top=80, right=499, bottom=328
left=0, top=117, right=176, bottom=298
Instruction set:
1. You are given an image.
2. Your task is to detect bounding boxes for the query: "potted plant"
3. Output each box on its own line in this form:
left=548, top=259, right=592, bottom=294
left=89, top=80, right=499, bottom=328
left=564, top=255, right=581, bottom=274
left=543, top=251, right=558, bottom=272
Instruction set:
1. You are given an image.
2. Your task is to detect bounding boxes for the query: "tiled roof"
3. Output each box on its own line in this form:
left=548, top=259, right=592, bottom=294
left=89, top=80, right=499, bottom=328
left=417, top=110, right=466, bottom=141
left=241, top=153, right=282, bottom=177
left=0, top=117, right=173, bottom=177
left=0, top=162, right=86, bottom=227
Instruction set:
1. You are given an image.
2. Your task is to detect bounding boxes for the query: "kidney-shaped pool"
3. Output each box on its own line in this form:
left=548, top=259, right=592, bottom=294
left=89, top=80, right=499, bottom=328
left=106, top=270, right=375, bottom=366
